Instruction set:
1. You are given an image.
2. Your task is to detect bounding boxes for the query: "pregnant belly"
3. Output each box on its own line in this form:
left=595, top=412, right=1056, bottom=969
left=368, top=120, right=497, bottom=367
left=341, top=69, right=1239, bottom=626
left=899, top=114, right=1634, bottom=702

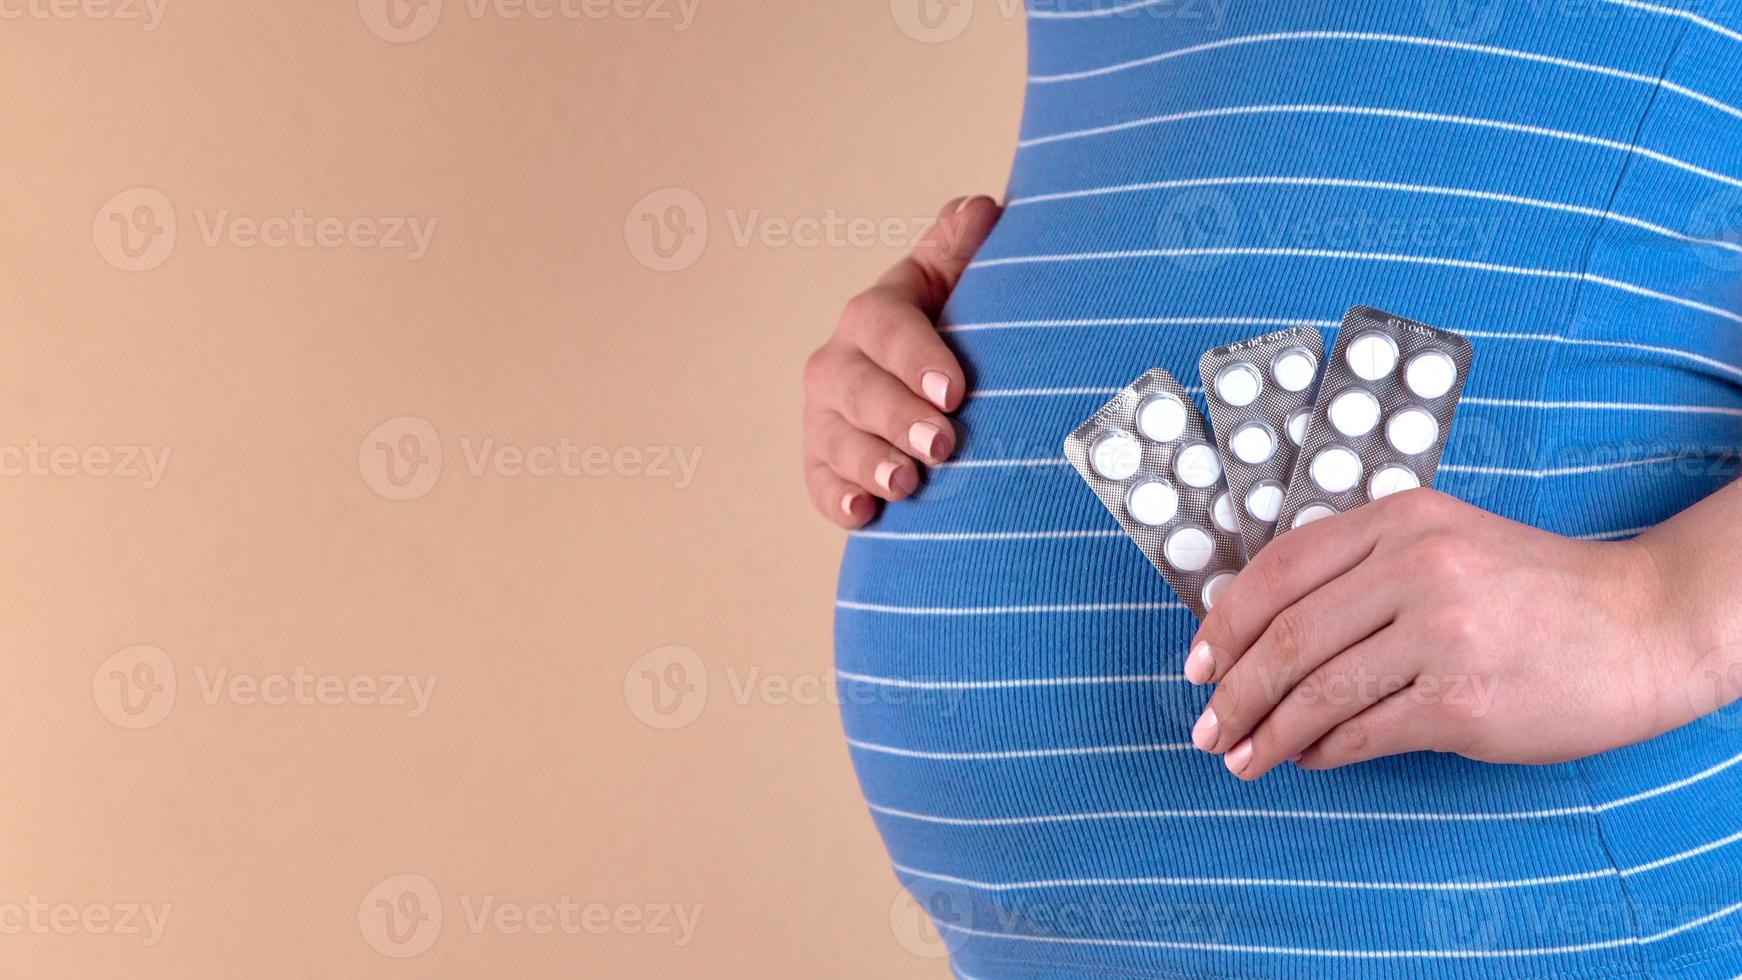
left=830, top=201, right=1742, bottom=974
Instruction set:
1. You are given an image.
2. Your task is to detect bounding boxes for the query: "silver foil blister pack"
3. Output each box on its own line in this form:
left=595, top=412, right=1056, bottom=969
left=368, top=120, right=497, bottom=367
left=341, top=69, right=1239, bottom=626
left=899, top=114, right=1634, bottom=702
left=1274, top=306, right=1474, bottom=532
left=1063, top=369, right=1245, bottom=619
left=1198, top=325, right=1325, bottom=558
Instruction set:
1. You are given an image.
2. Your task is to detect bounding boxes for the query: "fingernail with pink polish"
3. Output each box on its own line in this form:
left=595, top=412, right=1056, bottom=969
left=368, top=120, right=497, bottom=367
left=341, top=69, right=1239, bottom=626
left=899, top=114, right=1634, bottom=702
left=874, top=461, right=899, bottom=493
left=1184, top=642, right=1215, bottom=685
left=1191, top=708, right=1219, bottom=752
left=909, top=421, right=942, bottom=461
left=1225, top=739, right=1254, bottom=775
left=840, top=493, right=861, bottom=516
left=922, top=371, right=951, bottom=411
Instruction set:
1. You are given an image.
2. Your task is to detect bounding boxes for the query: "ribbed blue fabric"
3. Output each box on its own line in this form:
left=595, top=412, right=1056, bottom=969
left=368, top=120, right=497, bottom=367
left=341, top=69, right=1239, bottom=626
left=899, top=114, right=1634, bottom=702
left=835, top=3, right=1742, bottom=977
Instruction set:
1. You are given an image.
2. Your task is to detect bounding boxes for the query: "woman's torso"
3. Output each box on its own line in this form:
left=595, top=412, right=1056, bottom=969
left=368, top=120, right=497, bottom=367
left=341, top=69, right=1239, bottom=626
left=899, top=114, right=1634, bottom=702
left=838, top=4, right=1742, bottom=976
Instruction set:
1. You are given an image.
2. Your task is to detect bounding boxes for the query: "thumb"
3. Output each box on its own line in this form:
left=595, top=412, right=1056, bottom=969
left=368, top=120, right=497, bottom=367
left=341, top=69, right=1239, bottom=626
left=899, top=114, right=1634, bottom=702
left=878, top=195, right=1003, bottom=318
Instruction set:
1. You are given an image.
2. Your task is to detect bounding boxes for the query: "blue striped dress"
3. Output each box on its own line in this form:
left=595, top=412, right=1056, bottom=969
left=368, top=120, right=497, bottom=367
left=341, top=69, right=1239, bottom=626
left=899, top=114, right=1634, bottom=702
left=835, top=2, right=1742, bottom=977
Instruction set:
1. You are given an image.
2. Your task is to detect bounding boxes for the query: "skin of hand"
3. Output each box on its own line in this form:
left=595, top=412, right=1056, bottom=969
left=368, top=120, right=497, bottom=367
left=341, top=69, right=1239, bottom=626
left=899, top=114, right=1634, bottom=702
left=803, top=195, right=1003, bottom=527
left=1184, top=482, right=1742, bottom=781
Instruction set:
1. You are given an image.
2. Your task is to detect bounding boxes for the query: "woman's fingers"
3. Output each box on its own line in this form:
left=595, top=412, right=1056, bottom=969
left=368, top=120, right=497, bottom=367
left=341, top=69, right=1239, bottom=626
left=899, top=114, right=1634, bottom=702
left=1192, top=557, right=1401, bottom=754
left=801, top=193, right=1002, bottom=528
left=841, top=287, right=966, bottom=413
left=805, top=458, right=876, bottom=529
left=815, top=348, right=956, bottom=464
left=1296, top=684, right=1442, bottom=771
left=1190, top=510, right=1382, bottom=673
left=878, top=195, right=1002, bottom=318
left=848, top=196, right=1002, bottom=411
left=1224, top=628, right=1418, bottom=781
left=1189, top=491, right=1451, bottom=679
left=807, top=409, right=920, bottom=501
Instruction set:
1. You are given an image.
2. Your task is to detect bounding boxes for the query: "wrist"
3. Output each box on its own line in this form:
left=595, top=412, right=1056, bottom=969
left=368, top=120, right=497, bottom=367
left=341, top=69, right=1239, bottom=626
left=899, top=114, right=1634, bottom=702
left=1628, top=533, right=1740, bottom=730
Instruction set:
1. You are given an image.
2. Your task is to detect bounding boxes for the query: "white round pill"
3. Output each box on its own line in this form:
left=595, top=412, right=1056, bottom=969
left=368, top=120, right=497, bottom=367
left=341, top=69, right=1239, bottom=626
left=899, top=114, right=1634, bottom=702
left=1090, top=432, right=1143, bottom=480
left=1202, top=572, right=1234, bottom=609
left=1211, top=491, right=1239, bottom=533
left=1345, top=331, right=1399, bottom=381
left=1229, top=422, right=1276, bottom=465
left=1286, top=407, right=1310, bottom=447
left=1214, top=362, right=1262, bottom=407
left=1244, top=480, right=1285, bottom=522
left=1173, top=442, right=1223, bottom=489
left=1292, top=503, right=1338, bottom=528
left=1164, top=525, right=1215, bottom=572
left=1310, top=445, right=1363, bottom=493
left=1136, top=393, right=1188, bottom=442
left=1405, top=349, right=1458, bottom=399
left=1368, top=464, right=1421, bottom=500
left=1327, top=387, right=1381, bottom=438
left=1126, top=480, right=1180, bottom=526
left=1271, top=347, right=1318, bottom=392
left=1386, top=407, right=1441, bottom=456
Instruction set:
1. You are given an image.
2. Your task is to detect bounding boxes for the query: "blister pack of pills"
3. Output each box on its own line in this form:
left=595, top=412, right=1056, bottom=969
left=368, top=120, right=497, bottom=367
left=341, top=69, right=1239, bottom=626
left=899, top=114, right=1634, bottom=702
left=1063, top=369, right=1246, bottom=619
left=1273, top=306, right=1474, bottom=532
left=1198, top=325, right=1325, bottom=558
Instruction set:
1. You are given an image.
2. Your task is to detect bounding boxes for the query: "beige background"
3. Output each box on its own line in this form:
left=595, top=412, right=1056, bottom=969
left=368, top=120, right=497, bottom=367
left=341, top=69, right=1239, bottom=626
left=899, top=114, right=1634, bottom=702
left=0, top=2, right=1023, bottom=977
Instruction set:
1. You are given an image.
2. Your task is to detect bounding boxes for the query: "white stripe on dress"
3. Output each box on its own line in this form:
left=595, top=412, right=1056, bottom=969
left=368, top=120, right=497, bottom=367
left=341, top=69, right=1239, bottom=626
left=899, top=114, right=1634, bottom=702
left=890, top=825, right=1742, bottom=892
left=1005, top=174, right=1742, bottom=260
left=1028, top=31, right=1742, bottom=125
left=966, top=246, right=1742, bottom=327
left=1015, top=104, right=1742, bottom=192
left=862, top=748, right=1742, bottom=824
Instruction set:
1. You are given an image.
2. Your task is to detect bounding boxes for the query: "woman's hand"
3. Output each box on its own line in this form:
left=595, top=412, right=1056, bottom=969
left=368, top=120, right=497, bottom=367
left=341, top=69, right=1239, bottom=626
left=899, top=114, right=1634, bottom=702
left=802, top=195, right=1002, bottom=527
left=1184, top=488, right=1719, bottom=780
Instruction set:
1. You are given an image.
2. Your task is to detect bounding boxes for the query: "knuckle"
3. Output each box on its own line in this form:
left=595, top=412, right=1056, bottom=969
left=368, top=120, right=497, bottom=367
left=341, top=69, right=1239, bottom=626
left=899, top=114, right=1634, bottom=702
left=1409, top=532, right=1478, bottom=581
left=1333, top=718, right=1373, bottom=758
left=838, top=290, right=881, bottom=335
left=802, top=347, right=834, bottom=395
left=1391, top=486, right=1450, bottom=520
left=1251, top=546, right=1298, bottom=597
left=834, top=360, right=874, bottom=409
left=1428, top=603, right=1483, bottom=651
left=1213, top=683, right=1249, bottom=728
left=1264, top=610, right=1314, bottom=676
